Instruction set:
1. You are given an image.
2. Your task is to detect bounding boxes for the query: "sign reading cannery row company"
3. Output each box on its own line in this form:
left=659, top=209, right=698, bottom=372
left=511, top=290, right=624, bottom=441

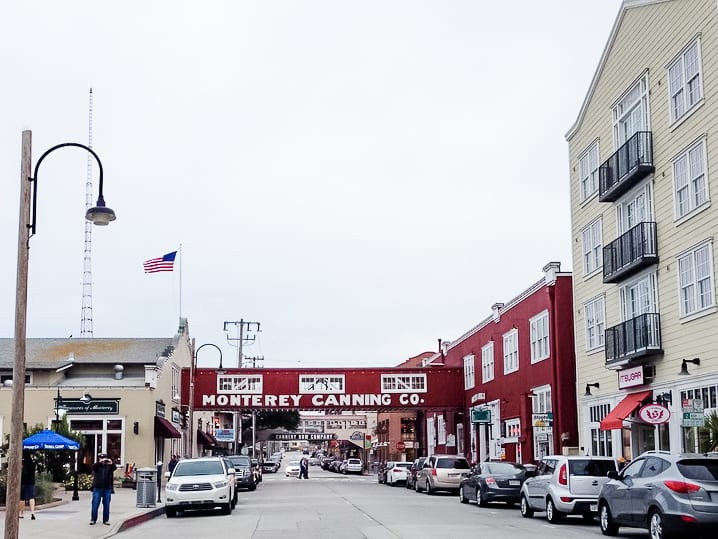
left=182, top=367, right=464, bottom=411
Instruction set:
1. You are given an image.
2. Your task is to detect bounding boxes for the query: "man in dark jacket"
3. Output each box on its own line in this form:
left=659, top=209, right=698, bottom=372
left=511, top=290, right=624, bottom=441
left=20, top=451, right=36, bottom=520
left=90, top=453, right=117, bottom=526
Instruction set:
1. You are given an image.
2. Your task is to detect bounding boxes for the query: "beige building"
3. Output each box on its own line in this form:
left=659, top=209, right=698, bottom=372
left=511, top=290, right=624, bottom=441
left=0, top=320, right=205, bottom=478
left=567, top=0, right=718, bottom=458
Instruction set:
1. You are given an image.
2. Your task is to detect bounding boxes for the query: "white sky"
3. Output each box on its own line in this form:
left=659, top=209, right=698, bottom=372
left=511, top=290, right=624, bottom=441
left=0, top=1, right=623, bottom=368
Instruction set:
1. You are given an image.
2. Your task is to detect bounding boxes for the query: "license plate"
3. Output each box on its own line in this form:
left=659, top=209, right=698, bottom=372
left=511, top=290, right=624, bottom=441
left=509, top=480, right=520, bottom=486
left=448, top=473, right=459, bottom=477
left=590, top=504, right=598, bottom=512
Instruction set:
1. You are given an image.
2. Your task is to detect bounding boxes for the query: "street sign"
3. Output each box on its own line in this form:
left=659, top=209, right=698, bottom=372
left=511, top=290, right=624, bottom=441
left=396, top=441, right=406, bottom=451
left=681, top=398, right=705, bottom=427
left=471, top=408, right=491, bottom=424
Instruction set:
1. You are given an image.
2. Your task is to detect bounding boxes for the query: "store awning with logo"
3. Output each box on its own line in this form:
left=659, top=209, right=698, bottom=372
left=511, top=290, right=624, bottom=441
left=600, top=390, right=653, bottom=430
left=197, top=429, right=217, bottom=447
left=154, top=416, right=182, bottom=438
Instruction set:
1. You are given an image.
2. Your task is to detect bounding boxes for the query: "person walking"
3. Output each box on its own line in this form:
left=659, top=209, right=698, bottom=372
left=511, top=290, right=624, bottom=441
left=90, top=452, right=117, bottom=526
left=299, top=456, right=309, bottom=479
left=20, top=451, right=36, bottom=520
left=168, top=455, right=179, bottom=474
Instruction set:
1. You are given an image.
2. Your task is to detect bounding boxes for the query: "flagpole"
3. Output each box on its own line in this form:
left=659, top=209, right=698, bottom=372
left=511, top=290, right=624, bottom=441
left=179, top=243, right=183, bottom=321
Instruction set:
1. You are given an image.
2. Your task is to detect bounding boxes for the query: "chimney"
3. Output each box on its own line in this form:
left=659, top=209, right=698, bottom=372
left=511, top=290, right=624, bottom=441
left=543, top=261, right=561, bottom=285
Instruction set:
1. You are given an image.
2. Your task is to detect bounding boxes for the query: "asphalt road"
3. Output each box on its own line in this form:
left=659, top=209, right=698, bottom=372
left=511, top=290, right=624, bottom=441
left=117, top=452, right=652, bottom=539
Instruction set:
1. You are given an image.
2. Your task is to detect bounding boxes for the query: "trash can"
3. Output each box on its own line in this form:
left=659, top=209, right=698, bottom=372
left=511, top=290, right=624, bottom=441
left=135, top=467, right=157, bottom=507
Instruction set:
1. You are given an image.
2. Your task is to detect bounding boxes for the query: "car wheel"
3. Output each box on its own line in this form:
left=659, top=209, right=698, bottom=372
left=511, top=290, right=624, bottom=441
left=599, top=503, right=618, bottom=536
left=546, top=498, right=563, bottom=524
left=415, top=478, right=422, bottom=493
left=221, top=502, right=231, bottom=515
left=165, top=507, right=176, bottom=518
left=476, top=487, right=488, bottom=507
left=425, top=480, right=434, bottom=495
left=520, top=495, right=534, bottom=518
left=459, top=486, right=468, bottom=504
left=249, top=483, right=256, bottom=491
left=649, top=508, right=672, bottom=539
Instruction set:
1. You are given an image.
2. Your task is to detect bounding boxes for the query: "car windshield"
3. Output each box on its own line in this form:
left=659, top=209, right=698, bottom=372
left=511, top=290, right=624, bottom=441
left=173, top=460, right=224, bottom=476
left=677, top=460, right=718, bottom=481
left=289, top=461, right=300, bottom=466
left=437, top=458, right=470, bottom=469
left=228, top=456, right=251, bottom=467
left=485, top=463, right=522, bottom=475
left=568, top=459, right=616, bottom=476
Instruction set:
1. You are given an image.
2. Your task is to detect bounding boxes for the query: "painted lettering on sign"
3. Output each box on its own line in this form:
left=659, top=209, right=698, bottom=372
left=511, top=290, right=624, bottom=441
left=618, top=365, right=644, bottom=389
left=638, top=404, right=671, bottom=425
left=201, top=393, right=424, bottom=408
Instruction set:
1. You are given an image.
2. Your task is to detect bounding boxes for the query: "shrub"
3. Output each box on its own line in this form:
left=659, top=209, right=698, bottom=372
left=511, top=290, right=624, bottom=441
left=34, top=472, right=56, bottom=505
left=64, top=473, right=93, bottom=491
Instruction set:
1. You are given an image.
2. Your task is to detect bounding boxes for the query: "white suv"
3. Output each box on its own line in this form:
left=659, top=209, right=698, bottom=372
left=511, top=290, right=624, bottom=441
left=519, top=455, right=617, bottom=523
left=165, top=457, right=236, bottom=517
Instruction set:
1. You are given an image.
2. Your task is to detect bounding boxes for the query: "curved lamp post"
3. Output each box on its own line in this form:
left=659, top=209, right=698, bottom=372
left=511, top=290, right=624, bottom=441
left=188, top=343, right=223, bottom=457
left=5, top=131, right=116, bottom=539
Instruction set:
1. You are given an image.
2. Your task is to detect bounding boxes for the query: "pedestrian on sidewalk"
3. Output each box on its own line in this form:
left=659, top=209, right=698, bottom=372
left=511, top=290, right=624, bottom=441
left=20, top=451, right=36, bottom=520
left=90, top=452, right=117, bottom=526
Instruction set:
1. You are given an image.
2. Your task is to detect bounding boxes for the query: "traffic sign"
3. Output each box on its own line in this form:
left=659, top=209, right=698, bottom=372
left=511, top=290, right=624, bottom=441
left=396, top=441, right=406, bottom=451
left=471, top=408, right=491, bottom=424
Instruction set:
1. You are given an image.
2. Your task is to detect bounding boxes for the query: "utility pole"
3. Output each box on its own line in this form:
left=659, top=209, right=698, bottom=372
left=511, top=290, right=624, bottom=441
left=223, top=320, right=261, bottom=455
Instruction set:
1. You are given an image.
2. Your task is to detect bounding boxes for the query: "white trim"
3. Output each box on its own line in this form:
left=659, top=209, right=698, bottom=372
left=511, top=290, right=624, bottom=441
left=676, top=239, right=715, bottom=318
left=530, top=310, right=550, bottom=363
left=463, top=354, right=475, bottom=390
left=481, top=342, right=495, bottom=383
left=667, top=36, right=704, bottom=125
left=503, top=330, right=519, bottom=375
left=672, top=137, right=710, bottom=221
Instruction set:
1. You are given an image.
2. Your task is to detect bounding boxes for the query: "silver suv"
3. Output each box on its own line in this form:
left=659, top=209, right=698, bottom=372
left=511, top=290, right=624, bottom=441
left=519, top=455, right=617, bottom=523
left=415, top=455, right=470, bottom=494
left=598, top=451, right=718, bottom=539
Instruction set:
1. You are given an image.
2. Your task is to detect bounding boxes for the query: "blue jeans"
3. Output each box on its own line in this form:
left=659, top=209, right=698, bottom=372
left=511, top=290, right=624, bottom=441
left=91, top=488, right=112, bottom=523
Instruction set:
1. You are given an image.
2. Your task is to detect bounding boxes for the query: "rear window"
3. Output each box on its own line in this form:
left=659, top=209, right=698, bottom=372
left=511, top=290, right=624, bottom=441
left=393, top=462, right=411, bottom=468
left=228, top=456, right=251, bottom=467
left=436, top=458, right=470, bottom=469
left=677, top=460, right=718, bottom=481
left=486, top=463, right=522, bottom=476
left=348, top=459, right=361, bottom=464
left=568, top=459, right=616, bottom=477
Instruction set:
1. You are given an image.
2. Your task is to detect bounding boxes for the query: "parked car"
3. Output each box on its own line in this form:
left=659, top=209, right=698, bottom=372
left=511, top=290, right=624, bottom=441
left=344, top=458, right=363, bottom=475
left=330, top=459, right=343, bottom=473
left=598, top=451, right=718, bottom=539
left=415, top=455, right=471, bottom=494
left=459, top=461, right=532, bottom=506
left=164, top=457, right=236, bottom=517
left=262, top=460, right=279, bottom=473
left=377, top=461, right=391, bottom=483
left=322, top=457, right=337, bottom=471
left=338, top=459, right=349, bottom=474
left=520, top=455, right=618, bottom=523
left=285, top=460, right=301, bottom=477
left=406, top=457, right=426, bottom=490
left=385, top=461, right=412, bottom=486
left=226, top=454, right=257, bottom=491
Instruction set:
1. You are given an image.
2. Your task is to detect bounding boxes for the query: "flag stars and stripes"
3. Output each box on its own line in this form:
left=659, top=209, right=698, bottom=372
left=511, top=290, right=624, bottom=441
left=143, top=251, right=177, bottom=273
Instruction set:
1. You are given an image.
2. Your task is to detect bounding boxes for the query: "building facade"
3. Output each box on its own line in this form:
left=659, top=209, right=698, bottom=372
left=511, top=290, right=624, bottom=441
left=567, top=0, right=718, bottom=458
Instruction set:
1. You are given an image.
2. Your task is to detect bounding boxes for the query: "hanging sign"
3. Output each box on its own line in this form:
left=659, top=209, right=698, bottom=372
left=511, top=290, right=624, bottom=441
left=638, top=404, right=671, bottom=425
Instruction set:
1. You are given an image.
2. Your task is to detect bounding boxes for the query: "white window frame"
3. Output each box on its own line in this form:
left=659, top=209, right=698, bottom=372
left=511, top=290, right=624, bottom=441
left=530, top=310, right=550, bottom=363
left=620, top=271, right=658, bottom=320
left=171, top=365, right=180, bottom=402
left=503, top=330, right=519, bottom=375
left=299, top=375, right=345, bottom=394
left=668, top=38, right=703, bottom=124
left=481, top=342, right=494, bottom=383
left=582, top=217, right=603, bottom=276
left=579, top=141, right=600, bottom=201
left=613, top=74, right=649, bottom=147
left=673, top=139, right=709, bottom=220
left=531, top=385, right=552, bottom=414
left=381, top=373, right=427, bottom=393
left=616, top=183, right=653, bottom=235
left=585, top=295, right=605, bottom=352
left=217, top=374, right=263, bottom=394
left=677, top=241, right=715, bottom=318
left=504, top=418, right=521, bottom=440
left=463, top=354, right=475, bottom=390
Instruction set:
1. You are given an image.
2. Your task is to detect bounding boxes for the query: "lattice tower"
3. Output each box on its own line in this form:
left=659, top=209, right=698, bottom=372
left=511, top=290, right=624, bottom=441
left=80, top=88, right=94, bottom=337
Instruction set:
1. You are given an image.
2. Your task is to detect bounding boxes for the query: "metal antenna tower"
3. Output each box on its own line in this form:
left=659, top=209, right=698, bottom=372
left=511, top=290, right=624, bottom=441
left=80, top=88, right=95, bottom=337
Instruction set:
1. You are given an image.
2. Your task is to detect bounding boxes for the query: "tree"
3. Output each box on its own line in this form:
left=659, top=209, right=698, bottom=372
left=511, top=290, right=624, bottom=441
left=700, top=411, right=718, bottom=453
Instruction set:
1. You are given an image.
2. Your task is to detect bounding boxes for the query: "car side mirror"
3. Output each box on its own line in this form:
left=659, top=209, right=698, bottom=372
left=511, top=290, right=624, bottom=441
left=607, top=470, right=619, bottom=480
left=228, top=467, right=236, bottom=475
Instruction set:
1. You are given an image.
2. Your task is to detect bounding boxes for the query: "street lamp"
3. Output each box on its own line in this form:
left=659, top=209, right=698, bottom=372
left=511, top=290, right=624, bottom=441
left=5, top=131, right=116, bottom=539
left=53, top=388, right=67, bottom=429
left=188, top=342, right=223, bottom=457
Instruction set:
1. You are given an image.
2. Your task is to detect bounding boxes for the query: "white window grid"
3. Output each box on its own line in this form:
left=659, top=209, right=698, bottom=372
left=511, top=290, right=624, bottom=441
left=531, top=386, right=552, bottom=413
left=299, top=375, right=346, bottom=394
left=616, top=183, right=652, bottom=235
left=503, top=330, right=519, bottom=374
left=530, top=311, right=550, bottom=363
left=620, top=272, right=658, bottom=320
left=613, top=75, right=649, bottom=146
left=171, top=365, right=180, bottom=401
left=589, top=403, right=612, bottom=456
left=673, top=140, right=708, bottom=219
left=463, top=354, right=475, bottom=390
left=582, top=218, right=603, bottom=275
left=217, top=374, right=263, bottom=394
left=585, top=295, right=605, bottom=351
left=678, top=242, right=715, bottom=317
left=669, top=39, right=702, bottom=123
left=579, top=142, right=599, bottom=201
left=381, top=373, right=427, bottom=393
left=504, top=418, right=521, bottom=439
left=481, top=342, right=494, bottom=383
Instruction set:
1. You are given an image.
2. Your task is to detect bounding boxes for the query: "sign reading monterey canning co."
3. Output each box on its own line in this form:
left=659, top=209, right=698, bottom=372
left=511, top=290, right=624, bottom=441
left=63, top=399, right=120, bottom=415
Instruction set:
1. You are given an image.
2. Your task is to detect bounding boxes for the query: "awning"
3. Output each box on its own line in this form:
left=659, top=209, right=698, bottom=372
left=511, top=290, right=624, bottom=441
left=197, top=429, right=217, bottom=447
left=154, top=416, right=181, bottom=438
left=600, top=390, right=653, bottom=430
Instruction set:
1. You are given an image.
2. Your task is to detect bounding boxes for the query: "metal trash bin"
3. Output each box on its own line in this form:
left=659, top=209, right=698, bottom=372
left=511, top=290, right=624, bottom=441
left=135, top=467, right=157, bottom=507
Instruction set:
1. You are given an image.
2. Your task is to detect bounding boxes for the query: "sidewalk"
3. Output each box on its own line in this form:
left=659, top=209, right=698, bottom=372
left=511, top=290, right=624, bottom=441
left=0, top=486, right=164, bottom=538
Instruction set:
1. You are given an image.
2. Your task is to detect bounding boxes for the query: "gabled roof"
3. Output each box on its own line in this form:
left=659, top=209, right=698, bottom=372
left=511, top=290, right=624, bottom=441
left=565, top=0, right=673, bottom=140
left=0, top=338, right=176, bottom=370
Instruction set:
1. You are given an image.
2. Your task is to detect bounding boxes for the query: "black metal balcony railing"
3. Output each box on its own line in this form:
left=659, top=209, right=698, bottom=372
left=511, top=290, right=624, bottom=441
left=603, top=222, right=658, bottom=283
left=599, top=131, right=654, bottom=202
left=604, top=312, right=662, bottom=367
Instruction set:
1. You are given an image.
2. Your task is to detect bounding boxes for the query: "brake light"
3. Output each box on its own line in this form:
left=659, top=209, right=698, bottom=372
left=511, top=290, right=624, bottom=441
left=560, top=497, right=573, bottom=503
left=485, top=477, right=496, bottom=485
left=558, top=463, right=568, bottom=486
left=664, top=480, right=701, bottom=494
left=680, top=515, right=698, bottom=523
left=431, top=468, right=437, bottom=476
left=392, top=468, right=402, bottom=473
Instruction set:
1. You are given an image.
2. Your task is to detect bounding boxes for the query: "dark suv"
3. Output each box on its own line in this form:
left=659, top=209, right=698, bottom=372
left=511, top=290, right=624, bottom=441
left=406, top=457, right=426, bottom=490
left=226, top=455, right=257, bottom=491
left=598, top=451, right=718, bottom=539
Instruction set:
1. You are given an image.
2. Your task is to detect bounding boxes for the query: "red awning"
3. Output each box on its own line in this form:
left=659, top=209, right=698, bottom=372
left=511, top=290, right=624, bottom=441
left=600, top=390, right=653, bottom=430
left=154, top=416, right=182, bottom=439
left=196, top=429, right=217, bottom=447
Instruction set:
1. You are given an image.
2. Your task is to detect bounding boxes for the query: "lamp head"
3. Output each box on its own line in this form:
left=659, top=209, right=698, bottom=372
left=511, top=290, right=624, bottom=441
left=79, top=392, right=92, bottom=404
left=584, top=382, right=600, bottom=396
left=86, top=202, right=116, bottom=226
left=679, top=357, right=700, bottom=376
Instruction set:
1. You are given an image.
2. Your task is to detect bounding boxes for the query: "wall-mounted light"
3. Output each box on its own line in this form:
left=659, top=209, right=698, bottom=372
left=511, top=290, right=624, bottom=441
left=79, top=392, right=92, bottom=404
left=585, top=382, right=600, bottom=396
left=133, top=421, right=139, bottom=435
left=679, top=357, right=700, bottom=376
left=656, top=391, right=672, bottom=406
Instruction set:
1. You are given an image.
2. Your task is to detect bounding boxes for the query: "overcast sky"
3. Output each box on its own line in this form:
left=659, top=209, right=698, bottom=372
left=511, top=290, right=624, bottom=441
left=0, top=1, right=623, bottom=369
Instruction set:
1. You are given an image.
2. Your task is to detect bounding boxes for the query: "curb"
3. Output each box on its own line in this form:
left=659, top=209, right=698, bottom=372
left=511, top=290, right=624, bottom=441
left=103, top=506, right=165, bottom=538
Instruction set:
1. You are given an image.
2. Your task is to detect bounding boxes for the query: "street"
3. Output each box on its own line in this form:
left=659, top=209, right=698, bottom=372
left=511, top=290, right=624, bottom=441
left=116, top=453, right=651, bottom=539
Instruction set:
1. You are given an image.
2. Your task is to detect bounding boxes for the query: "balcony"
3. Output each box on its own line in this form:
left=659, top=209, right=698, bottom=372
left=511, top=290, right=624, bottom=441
left=603, top=222, right=658, bottom=283
left=604, top=313, right=662, bottom=369
left=599, top=131, right=654, bottom=202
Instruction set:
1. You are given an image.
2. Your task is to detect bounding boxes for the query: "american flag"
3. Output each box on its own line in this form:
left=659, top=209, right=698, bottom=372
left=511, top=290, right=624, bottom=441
left=143, top=251, right=177, bottom=273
